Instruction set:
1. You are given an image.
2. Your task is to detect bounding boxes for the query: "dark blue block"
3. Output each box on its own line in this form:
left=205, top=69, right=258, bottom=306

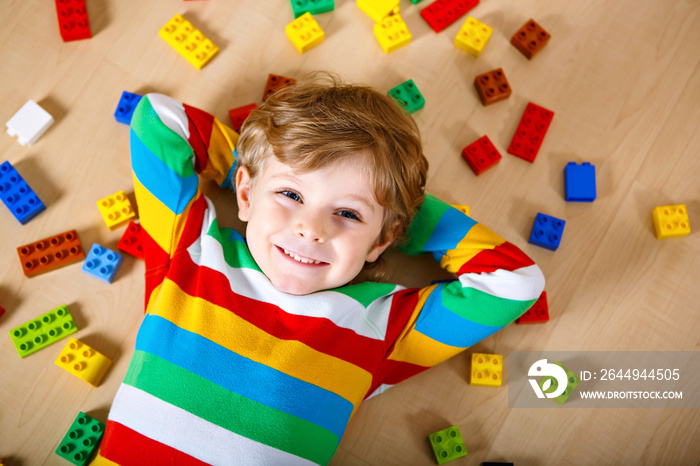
left=529, top=213, right=565, bottom=250
left=0, top=161, right=45, bottom=224
left=114, top=91, right=143, bottom=125
left=565, top=162, right=596, bottom=202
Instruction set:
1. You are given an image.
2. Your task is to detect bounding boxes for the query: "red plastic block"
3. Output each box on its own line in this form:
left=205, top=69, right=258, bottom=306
left=0, top=305, right=5, bottom=319
left=17, top=230, right=86, bottom=278
left=263, top=74, right=297, bottom=101
left=55, top=0, right=92, bottom=42
left=117, top=221, right=145, bottom=260
left=474, top=68, right=511, bottom=106
left=228, top=103, right=259, bottom=132
left=507, top=102, right=554, bottom=163
left=516, top=291, right=549, bottom=324
left=511, top=19, right=550, bottom=59
left=462, top=136, right=501, bottom=175
left=420, top=0, right=479, bottom=33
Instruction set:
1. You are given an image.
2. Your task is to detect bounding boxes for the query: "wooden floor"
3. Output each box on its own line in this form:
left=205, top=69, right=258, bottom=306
left=1, top=0, right=699, bottom=464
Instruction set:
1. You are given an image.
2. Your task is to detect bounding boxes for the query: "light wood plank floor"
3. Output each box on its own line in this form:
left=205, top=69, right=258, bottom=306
left=1, top=0, right=698, bottom=464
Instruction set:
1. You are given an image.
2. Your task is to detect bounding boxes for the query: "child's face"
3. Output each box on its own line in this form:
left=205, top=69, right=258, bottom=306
left=235, top=155, right=392, bottom=295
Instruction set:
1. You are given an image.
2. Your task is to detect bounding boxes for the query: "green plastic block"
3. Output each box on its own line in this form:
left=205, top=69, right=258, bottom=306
left=388, top=79, right=425, bottom=114
left=290, top=0, right=335, bottom=18
left=539, top=361, right=581, bottom=404
left=411, top=0, right=426, bottom=3
left=9, top=305, right=77, bottom=358
left=428, top=425, right=468, bottom=464
left=55, top=412, right=105, bottom=466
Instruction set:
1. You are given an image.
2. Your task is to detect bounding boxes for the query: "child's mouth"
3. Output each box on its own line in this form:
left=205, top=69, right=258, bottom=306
left=277, top=246, right=327, bottom=265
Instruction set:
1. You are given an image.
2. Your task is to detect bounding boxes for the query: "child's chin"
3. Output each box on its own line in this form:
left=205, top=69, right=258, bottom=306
left=273, top=279, right=323, bottom=296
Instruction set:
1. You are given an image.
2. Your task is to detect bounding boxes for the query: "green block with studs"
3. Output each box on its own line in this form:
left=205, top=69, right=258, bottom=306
left=428, top=425, right=468, bottom=464
left=539, top=361, right=581, bottom=404
left=55, top=412, right=105, bottom=466
left=388, top=79, right=425, bottom=113
left=290, top=0, right=335, bottom=18
left=8, top=305, right=77, bottom=358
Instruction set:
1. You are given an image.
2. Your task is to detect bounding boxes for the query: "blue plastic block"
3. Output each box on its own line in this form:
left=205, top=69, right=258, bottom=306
left=114, top=91, right=143, bottom=125
left=564, top=162, right=596, bottom=202
left=0, top=161, right=45, bottom=224
left=529, top=213, right=565, bottom=250
left=82, top=244, right=123, bottom=283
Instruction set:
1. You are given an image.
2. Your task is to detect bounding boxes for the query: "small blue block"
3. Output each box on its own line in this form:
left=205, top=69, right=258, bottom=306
left=114, top=91, right=143, bottom=125
left=0, top=161, right=46, bottom=224
left=529, top=213, right=565, bottom=251
left=565, top=162, right=596, bottom=202
left=82, top=244, right=123, bottom=283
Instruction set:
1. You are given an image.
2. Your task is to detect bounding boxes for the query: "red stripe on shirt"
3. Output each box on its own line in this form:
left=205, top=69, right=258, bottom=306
left=458, top=241, right=535, bottom=274
left=183, top=104, right=214, bottom=174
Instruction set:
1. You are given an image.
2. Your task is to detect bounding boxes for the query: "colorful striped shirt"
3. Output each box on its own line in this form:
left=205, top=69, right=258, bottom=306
left=92, top=93, right=545, bottom=465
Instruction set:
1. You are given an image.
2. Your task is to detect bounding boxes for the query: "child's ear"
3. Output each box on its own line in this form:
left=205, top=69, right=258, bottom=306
left=235, top=166, right=252, bottom=222
left=365, top=238, right=393, bottom=263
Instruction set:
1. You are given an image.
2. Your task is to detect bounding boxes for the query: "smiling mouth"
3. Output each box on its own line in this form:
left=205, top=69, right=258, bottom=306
left=278, top=246, right=328, bottom=265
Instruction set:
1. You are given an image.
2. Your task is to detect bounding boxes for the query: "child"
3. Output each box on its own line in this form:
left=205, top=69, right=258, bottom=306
left=92, top=73, right=544, bottom=465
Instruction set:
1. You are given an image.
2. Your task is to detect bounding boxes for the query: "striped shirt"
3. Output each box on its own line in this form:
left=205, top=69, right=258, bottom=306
left=92, top=93, right=545, bottom=465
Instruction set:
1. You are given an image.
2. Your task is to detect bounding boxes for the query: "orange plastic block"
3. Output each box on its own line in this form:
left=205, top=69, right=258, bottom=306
left=454, top=16, right=492, bottom=57
left=159, top=14, right=219, bottom=70
left=286, top=12, right=325, bottom=53
left=17, top=230, right=85, bottom=278
left=511, top=18, right=550, bottom=59
left=228, top=103, right=258, bottom=132
left=97, top=190, right=136, bottom=231
left=470, top=353, right=502, bottom=387
left=652, top=205, right=690, bottom=239
left=374, top=13, right=411, bottom=53
left=55, top=338, right=112, bottom=387
left=263, top=74, right=297, bottom=101
left=474, top=68, right=511, bottom=106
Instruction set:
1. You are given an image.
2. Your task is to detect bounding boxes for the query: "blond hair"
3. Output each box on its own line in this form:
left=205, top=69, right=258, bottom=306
left=236, top=72, right=428, bottom=279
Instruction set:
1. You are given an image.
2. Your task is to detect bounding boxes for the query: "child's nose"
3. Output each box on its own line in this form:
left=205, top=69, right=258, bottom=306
left=294, top=212, right=326, bottom=243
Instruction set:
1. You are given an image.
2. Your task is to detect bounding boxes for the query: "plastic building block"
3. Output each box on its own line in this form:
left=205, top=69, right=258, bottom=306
left=290, top=0, right=334, bottom=18
left=564, top=162, right=596, bottom=202
left=6, top=99, right=55, bottom=146
left=652, top=205, right=691, bottom=239
left=159, top=14, right=219, bottom=70
left=539, top=361, right=580, bottom=404
left=118, top=221, right=145, bottom=260
left=286, top=12, right=325, bottom=54
left=428, top=426, right=468, bottom=464
left=8, top=305, right=78, bottom=358
left=356, top=0, right=400, bottom=22
left=508, top=102, right=554, bottom=163
left=374, top=13, right=412, bottom=53
left=462, top=135, right=501, bottom=175
left=17, top=230, right=85, bottom=278
left=451, top=205, right=470, bottom=216
left=82, top=244, right=123, bottom=283
left=421, top=0, right=479, bottom=33
left=388, top=80, right=425, bottom=114
left=411, top=0, right=426, bottom=4
left=0, top=305, right=5, bottom=319
left=55, top=0, right=92, bottom=42
left=55, top=338, right=112, bottom=387
left=0, top=161, right=46, bottom=224
left=474, top=68, right=511, bottom=106
left=529, top=213, right=565, bottom=251
left=114, top=91, right=143, bottom=125
left=470, top=353, right=502, bottom=387
left=511, top=19, right=550, bottom=59
left=97, top=190, right=136, bottom=231
left=228, top=103, right=258, bottom=132
left=454, top=16, right=492, bottom=57
left=516, top=291, right=549, bottom=324
left=263, top=74, right=297, bottom=101
left=55, top=412, right=105, bottom=466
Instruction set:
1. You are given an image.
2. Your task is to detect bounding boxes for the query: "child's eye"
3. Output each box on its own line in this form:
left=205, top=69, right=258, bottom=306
left=279, top=190, right=302, bottom=202
left=337, top=210, right=361, bottom=221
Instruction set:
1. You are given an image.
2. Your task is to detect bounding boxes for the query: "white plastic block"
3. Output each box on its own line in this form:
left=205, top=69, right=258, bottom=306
left=6, top=100, right=54, bottom=146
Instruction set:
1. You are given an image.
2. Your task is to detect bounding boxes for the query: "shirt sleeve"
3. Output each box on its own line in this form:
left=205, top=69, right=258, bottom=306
left=130, top=94, right=239, bottom=308
left=373, top=193, right=545, bottom=393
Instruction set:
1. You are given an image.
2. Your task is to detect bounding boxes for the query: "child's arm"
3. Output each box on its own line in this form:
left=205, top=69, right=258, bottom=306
left=130, top=94, right=239, bottom=306
left=373, top=194, right=545, bottom=394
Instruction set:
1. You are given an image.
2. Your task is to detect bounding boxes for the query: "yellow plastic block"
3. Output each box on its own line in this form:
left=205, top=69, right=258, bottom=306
left=285, top=12, right=325, bottom=54
left=652, top=204, right=690, bottom=239
left=97, top=190, right=135, bottom=231
left=55, top=338, right=112, bottom=387
left=374, top=13, right=411, bottom=53
left=451, top=205, right=470, bottom=216
left=356, top=0, right=400, bottom=22
left=454, top=16, right=493, bottom=57
left=159, top=14, right=219, bottom=70
left=470, top=353, right=502, bottom=387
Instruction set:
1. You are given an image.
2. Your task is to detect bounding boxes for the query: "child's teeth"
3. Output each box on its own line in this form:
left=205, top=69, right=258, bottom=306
left=283, top=248, right=321, bottom=264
